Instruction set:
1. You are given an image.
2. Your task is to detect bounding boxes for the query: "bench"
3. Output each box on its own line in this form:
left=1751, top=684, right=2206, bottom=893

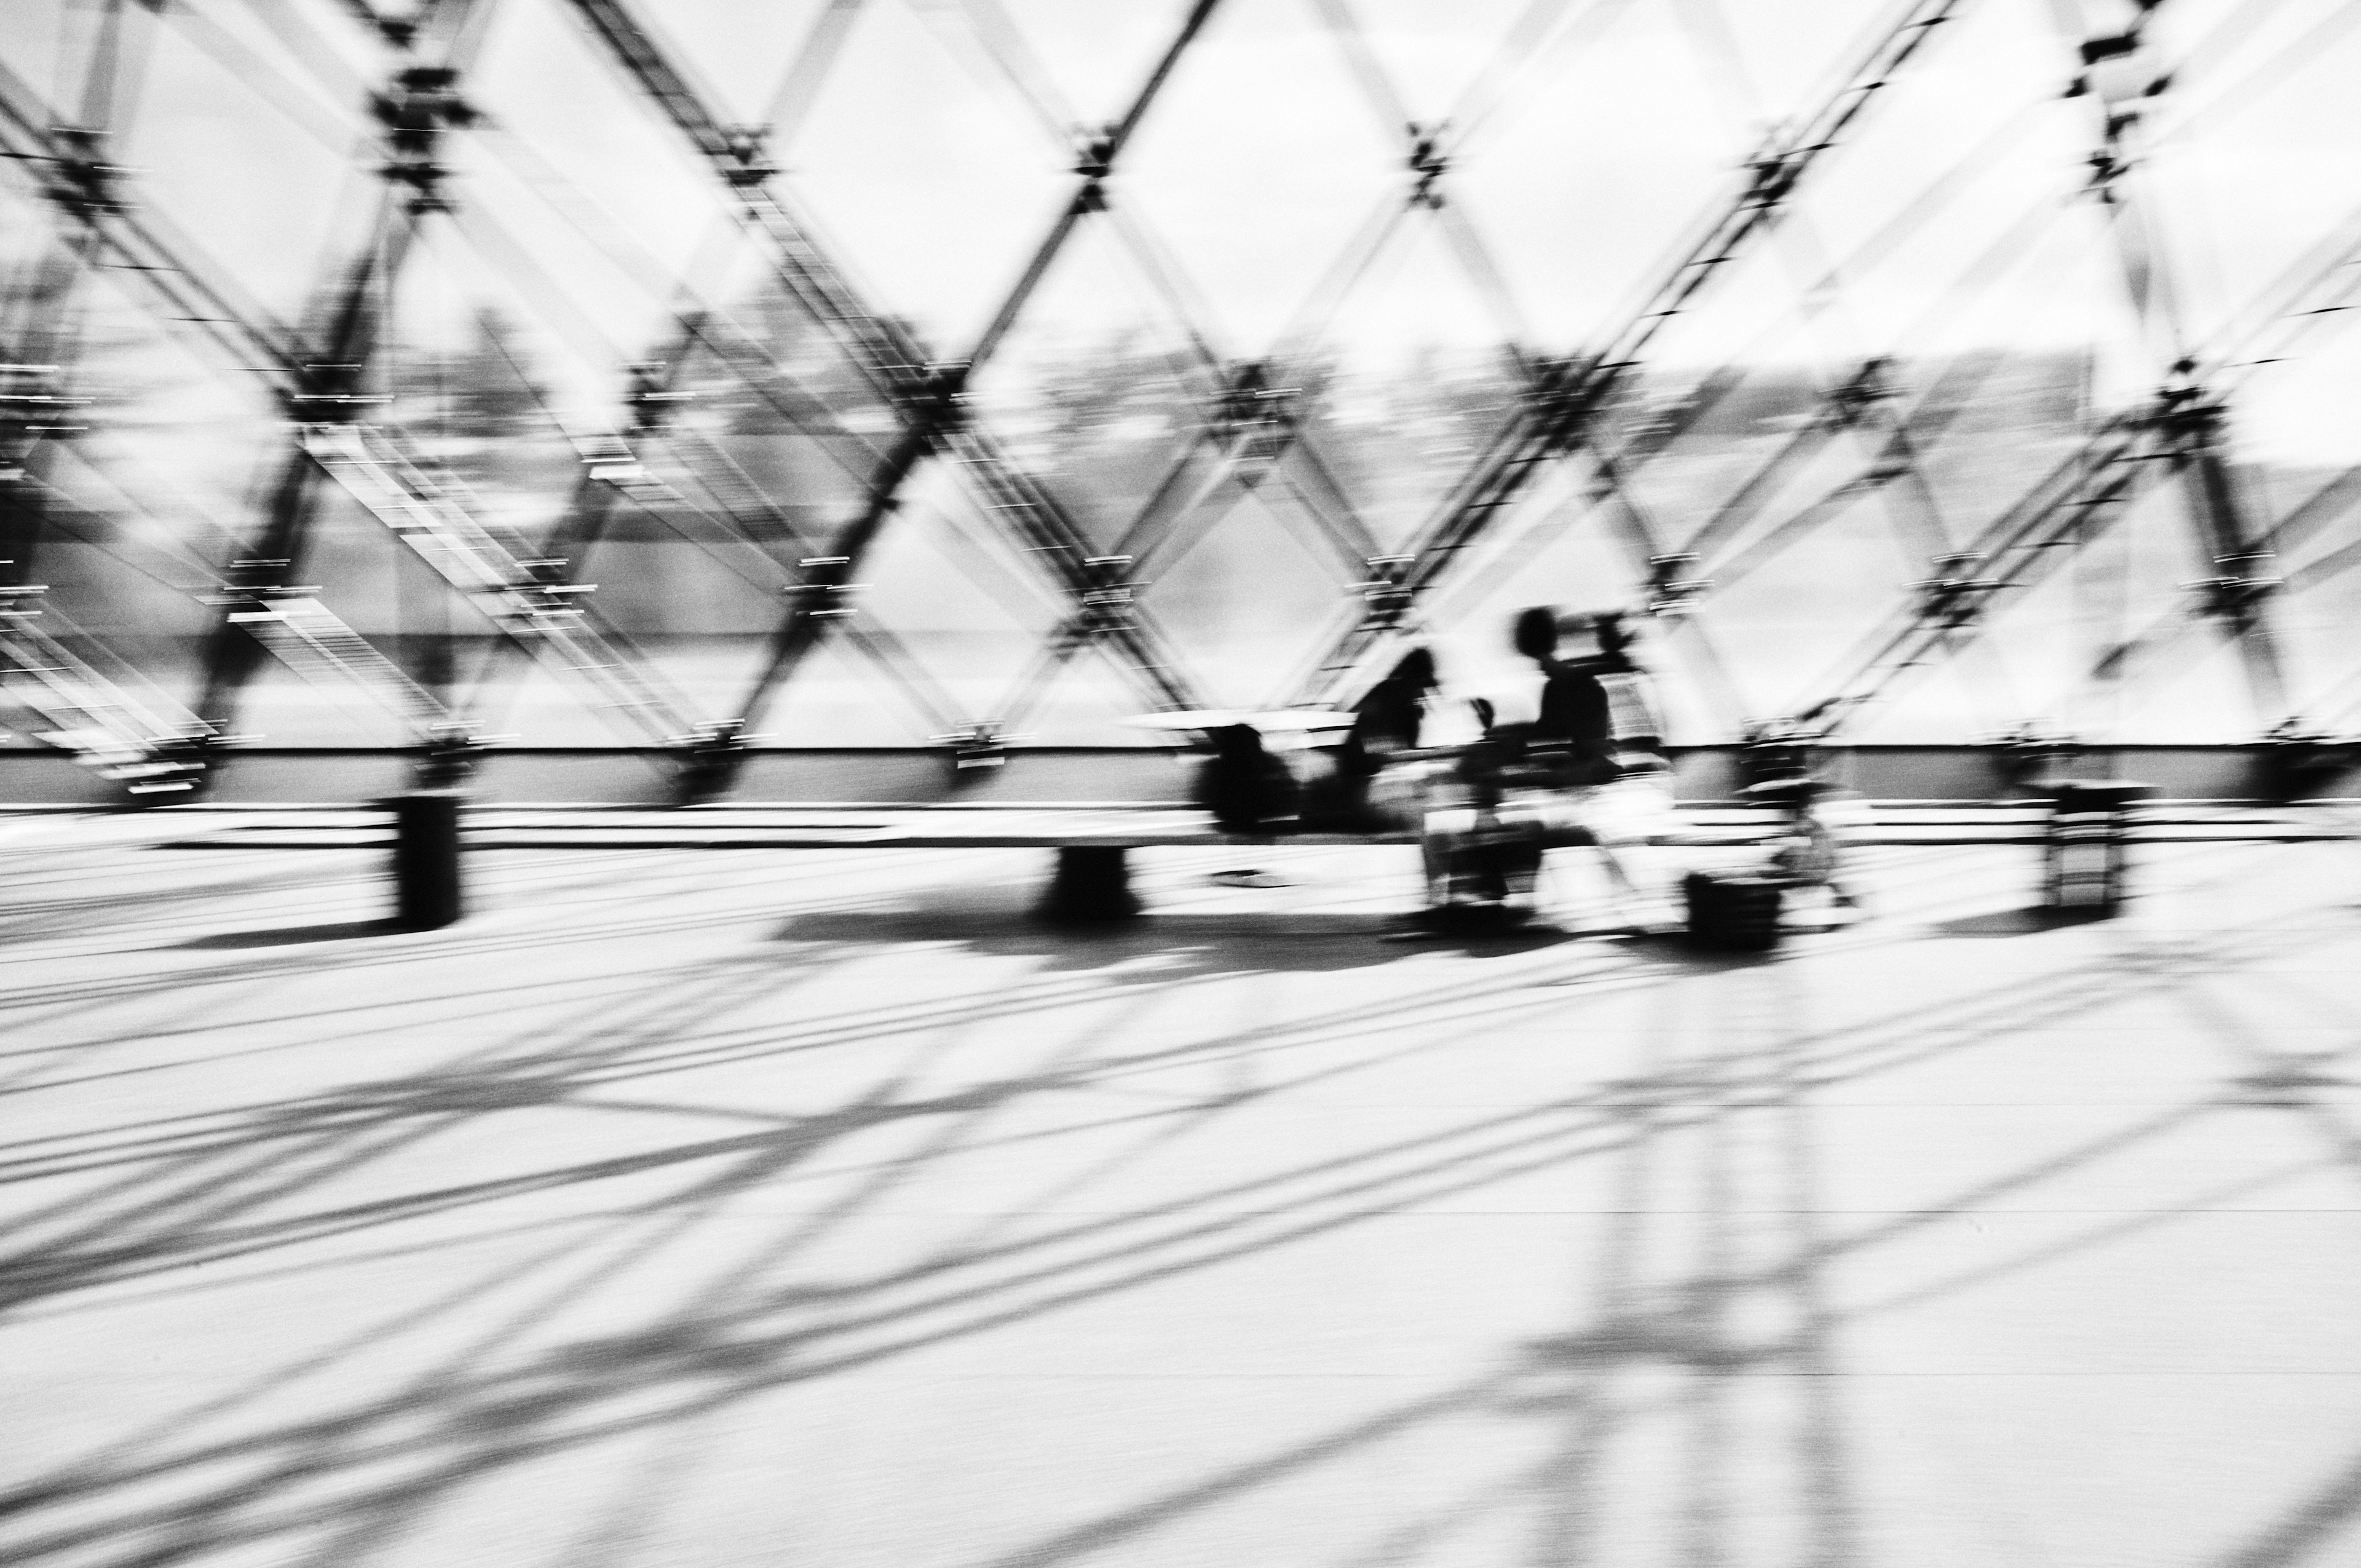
left=144, top=797, right=1769, bottom=930
left=97, top=794, right=2353, bottom=932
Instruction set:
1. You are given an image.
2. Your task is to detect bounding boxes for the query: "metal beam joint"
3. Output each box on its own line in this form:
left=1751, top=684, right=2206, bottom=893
left=1050, top=555, right=1142, bottom=649
left=371, top=63, right=477, bottom=212
left=1407, top=122, right=1448, bottom=208
left=35, top=125, right=128, bottom=220
left=282, top=360, right=382, bottom=425
left=1354, top=555, right=1417, bottom=632
left=1645, top=552, right=1710, bottom=617
left=1914, top=552, right=2006, bottom=628
left=786, top=555, right=862, bottom=620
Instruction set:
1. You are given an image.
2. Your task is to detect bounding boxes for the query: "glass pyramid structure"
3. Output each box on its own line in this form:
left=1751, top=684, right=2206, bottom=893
left=4, top=0, right=2359, bottom=797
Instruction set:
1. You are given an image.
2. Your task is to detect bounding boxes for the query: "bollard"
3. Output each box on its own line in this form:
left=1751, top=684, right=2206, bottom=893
left=1039, top=845, right=1140, bottom=924
left=389, top=790, right=465, bottom=930
left=2039, top=780, right=2154, bottom=915
left=1684, top=869, right=1784, bottom=951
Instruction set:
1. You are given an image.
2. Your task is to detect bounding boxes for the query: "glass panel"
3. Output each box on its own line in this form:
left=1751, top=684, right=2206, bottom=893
left=5, top=0, right=2360, bottom=774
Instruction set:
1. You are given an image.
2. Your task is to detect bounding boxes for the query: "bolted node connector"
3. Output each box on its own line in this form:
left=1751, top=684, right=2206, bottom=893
left=1067, top=126, right=1118, bottom=214
left=1827, top=357, right=1894, bottom=426
left=1645, top=553, right=1710, bottom=617
left=1528, top=355, right=1613, bottom=453
left=1355, top=555, right=1418, bottom=632
left=670, top=719, right=748, bottom=804
left=788, top=556, right=861, bottom=620
left=720, top=125, right=775, bottom=187
left=40, top=126, right=130, bottom=220
left=1736, top=718, right=1822, bottom=790
left=2079, top=31, right=2140, bottom=67
left=1075, top=555, right=1139, bottom=628
left=576, top=432, right=645, bottom=484
left=114, top=728, right=223, bottom=806
left=936, top=720, right=1030, bottom=782
left=1741, top=146, right=1803, bottom=210
left=371, top=65, right=477, bottom=213
left=1406, top=121, right=1449, bottom=208
left=1071, top=125, right=1117, bottom=181
left=1914, top=552, right=2005, bottom=629
left=903, top=361, right=972, bottom=445
left=413, top=723, right=485, bottom=788
left=373, top=66, right=477, bottom=139
left=1047, top=557, right=1142, bottom=654
left=1213, top=360, right=1299, bottom=451
left=2148, top=359, right=2226, bottom=449
left=217, top=557, right=300, bottom=596
left=623, top=362, right=692, bottom=434
left=283, top=362, right=383, bottom=425
left=2187, top=550, right=2280, bottom=624
left=2084, top=148, right=2129, bottom=204
left=381, top=159, right=455, bottom=212
left=2068, top=12, right=2169, bottom=116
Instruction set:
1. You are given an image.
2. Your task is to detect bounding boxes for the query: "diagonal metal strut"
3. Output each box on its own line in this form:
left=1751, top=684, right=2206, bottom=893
left=564, top=0, right=1222, bottom=740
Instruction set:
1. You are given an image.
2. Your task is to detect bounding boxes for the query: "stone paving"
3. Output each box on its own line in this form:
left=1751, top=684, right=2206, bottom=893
left=3, top=829, right=2359, bottom=1567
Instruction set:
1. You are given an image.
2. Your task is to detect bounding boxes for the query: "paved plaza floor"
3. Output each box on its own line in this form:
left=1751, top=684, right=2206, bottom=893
left=3, top=825, right=2359, bottom=1567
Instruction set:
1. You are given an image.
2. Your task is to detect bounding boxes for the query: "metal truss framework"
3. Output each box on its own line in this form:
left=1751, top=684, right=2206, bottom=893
left=2, top=0, right=2360, bottom=801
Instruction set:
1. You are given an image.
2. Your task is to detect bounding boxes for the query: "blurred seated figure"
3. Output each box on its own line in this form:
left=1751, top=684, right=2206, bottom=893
left=1415, top=607, right=1675, bottom=926
left=1301, top=647, right=1440, bottom=832
left=1193, top=722, right=1301, bottom=834
left=1517, top=605, right=1623, bottom=788
left=1573, top=610, right=1669, bottom=771
left=1355, top=646, right=1438, bottom=753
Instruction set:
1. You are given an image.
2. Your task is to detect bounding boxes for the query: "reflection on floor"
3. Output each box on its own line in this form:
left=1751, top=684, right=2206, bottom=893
left=3, top=831, right=2360, bottom=1567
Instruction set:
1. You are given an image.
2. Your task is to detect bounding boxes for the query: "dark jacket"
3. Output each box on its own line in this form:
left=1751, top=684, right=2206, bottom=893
left=1530, top=659, right=1619, bottom=786
left=1194, top=724, right=1300, bottom=833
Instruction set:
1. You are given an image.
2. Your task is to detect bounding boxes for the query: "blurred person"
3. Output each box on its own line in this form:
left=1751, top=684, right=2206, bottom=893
left=1559, top=609, right=1685, bottom=914
left=1415, top=608, right=1621, bottom=924
left=1415, top=607, right=1699, bottom=928
left=1568, top=609, right=1667, bottom=767
left=1519, top=607, right=1621, bottom=786
left=1303, top=646, right=1441, bottom=831
left=1355, top=644, right=1439, bottom=753
left=1195, top=722, right=1299, bottom=834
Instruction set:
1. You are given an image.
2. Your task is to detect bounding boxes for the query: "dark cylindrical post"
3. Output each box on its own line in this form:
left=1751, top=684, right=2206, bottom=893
left=1040, top=845, right=1140, bottom=924
left=2039, top=780, right=2154, bottom=915
left=390, top=790, right=464, bottom=929
left=1684, top=869, right=1784, bottom=951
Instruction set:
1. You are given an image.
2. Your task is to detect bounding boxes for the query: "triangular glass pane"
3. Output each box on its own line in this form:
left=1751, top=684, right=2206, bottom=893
left=982, top=0, right=1200, bottom=132
left=1005, top=636, right=1202, bottom=746
left=646, top=0, right=845, bottom=131
left=1341, top=0, right=1560, bottom=127
left=960, top=215, right=1222, bottom=549
left=756, top=628, right=949, bottom=746
left=1131, top=484, right=1355, bottom=708
left=1450, top=1, right=1738, bottom=350
left=116, top=6, right=374, bottom=330
left=783, top=0, right=1073, bottom=349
